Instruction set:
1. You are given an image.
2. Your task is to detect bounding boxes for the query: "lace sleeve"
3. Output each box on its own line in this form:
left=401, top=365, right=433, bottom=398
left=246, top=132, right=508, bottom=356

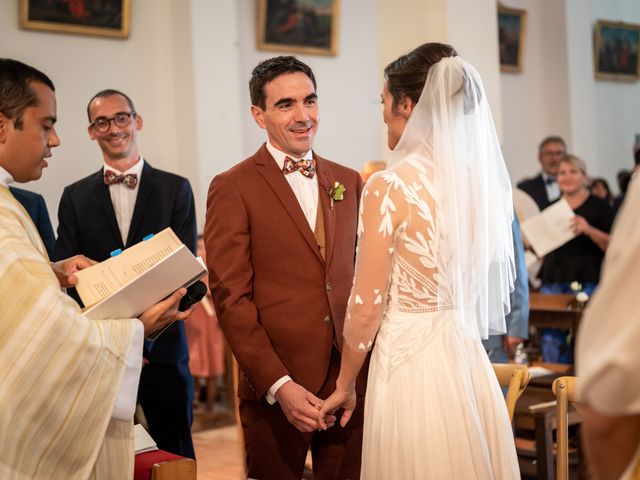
left=343, top=172, right=404, bottom=352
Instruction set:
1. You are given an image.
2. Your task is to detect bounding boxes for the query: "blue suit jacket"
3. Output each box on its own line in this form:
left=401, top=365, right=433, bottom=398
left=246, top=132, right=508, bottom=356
left=10, top=186, right=56, bottom=259
left=483, top=215, right=530, bottom=362
left=55, top=161, right=197, bottom=364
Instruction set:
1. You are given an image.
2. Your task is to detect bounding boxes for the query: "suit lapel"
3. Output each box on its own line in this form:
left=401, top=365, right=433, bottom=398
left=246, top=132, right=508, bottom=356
left=316, top=156, right=336, bottom=267
left=94, top=169, right=124, bottom=247
left=126, top=161, right=154, bottom=247
left=255, top=145, right=324, bottom=265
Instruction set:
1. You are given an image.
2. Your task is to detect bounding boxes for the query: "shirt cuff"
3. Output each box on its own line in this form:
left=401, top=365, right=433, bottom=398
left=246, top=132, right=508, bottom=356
left=111, top=320, right=144, bottom=421
left=265, top=375, right=292, bottom=405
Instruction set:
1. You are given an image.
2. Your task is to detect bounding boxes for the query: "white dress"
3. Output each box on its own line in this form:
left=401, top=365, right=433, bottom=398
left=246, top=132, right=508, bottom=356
left=344, top=160, right=520, bottom=479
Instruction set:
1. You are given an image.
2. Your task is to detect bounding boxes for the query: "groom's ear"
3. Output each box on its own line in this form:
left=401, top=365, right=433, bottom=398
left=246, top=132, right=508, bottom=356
left=251, top=105, right=266, bottom=129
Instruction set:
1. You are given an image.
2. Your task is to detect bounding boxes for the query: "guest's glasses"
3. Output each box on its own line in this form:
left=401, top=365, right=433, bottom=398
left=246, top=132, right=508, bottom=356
left=90, top=112, right=135, bottom=133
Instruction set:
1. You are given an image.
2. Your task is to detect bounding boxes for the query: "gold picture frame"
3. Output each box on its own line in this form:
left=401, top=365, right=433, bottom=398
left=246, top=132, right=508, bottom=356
left=19, top=0, right=131, bottom=39
left=594, top=20, right=640, bottom=82
left=257, top=0, right=339, bottom=56
left=498, top=5, right=527, bottom=73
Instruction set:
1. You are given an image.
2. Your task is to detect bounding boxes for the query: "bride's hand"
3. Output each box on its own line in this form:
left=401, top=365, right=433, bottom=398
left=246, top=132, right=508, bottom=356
left=317, top=384, right=356, bottom=430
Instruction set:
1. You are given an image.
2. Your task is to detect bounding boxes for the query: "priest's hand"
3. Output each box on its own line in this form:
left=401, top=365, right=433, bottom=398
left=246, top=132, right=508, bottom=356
left=317, top=383, right=356, bottom=430
left=51, top=255, right=97, bottom=288
left=275, top=380, right=336, bottom=432
left=139, top=288, right=194, bottom=337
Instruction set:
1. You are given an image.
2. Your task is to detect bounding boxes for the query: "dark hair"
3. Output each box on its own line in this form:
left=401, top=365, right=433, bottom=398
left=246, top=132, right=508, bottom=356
left=0, top=59, right=55, bottom=129
left=249, top=56, right=316, bottom=110
left=635, top=148, right=640, bottom=166
left=618, top=169, right=631, bottom=194
left=384, top=43, right=457, bottom=109
left=590, top=177, right=613, bottom=202
left=538, top=135, right=566, bottom=153
left=87, top=89, right=137, bottom=121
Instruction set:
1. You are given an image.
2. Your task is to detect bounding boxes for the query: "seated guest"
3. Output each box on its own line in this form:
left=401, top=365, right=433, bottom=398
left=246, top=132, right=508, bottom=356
left=517, top=135, right=566, bottom=209
left=590, top=177, right=613, bottom=206
left=576, top=173, right=640, bottom=480
left=9, top=186, right=55, bottom=258
left=539, top=155, right=613, bottom=363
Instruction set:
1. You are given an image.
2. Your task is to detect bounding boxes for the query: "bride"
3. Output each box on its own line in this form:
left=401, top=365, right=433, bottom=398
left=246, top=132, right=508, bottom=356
left=318, top=43, right=520, bottom=479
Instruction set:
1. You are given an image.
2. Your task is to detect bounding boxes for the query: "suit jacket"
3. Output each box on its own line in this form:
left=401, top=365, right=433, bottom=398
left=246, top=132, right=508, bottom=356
left=204, top=144, right=363, bottom=400
left=517, top=173, right=551, bottom=210
left=55, top=161, right=197, bottom=364
left=10, top=186, right=56, bottom=259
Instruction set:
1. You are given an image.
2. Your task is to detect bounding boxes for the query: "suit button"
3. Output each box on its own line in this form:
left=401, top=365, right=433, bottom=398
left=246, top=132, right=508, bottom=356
left=326, top=282, right=333, bottom=292
left=323, top=315, right=331, bottom=324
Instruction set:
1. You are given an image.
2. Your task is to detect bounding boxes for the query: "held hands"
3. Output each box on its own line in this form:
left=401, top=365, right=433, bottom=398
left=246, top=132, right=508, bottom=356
left=571, top=215, right=591, bottom=236
left=275, top=380, right=336, bottom=433
left=51, top=255, right=97, bottom=288
left=317, top=383, right=357, bottom=430
left=139, top=288, right=195, bottom=337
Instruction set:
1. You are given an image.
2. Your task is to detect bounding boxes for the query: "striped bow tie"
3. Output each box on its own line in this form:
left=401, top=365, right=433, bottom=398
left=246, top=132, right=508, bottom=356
left=104, top=170, right=138, bottom=189
left=282, top=156, right=316, bottom=179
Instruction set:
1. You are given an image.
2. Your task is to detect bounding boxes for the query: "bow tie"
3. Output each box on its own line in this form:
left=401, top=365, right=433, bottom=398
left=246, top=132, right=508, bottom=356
left=104, top=170, right=138, bottom=189
left=282, top=156, right=316, bottom=179
left=544, top=177, right=556, bottom=186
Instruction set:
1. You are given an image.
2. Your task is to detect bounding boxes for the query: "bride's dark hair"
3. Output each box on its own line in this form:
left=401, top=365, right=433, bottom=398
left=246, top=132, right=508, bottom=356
left=384, top=43, right=457, bottom=110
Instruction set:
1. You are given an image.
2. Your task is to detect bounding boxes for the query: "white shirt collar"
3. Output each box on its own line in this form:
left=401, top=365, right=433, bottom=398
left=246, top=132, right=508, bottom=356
left=541, top=171, right=556, bottom=183
left=0, top=165, right=14, bottom=188
left=266, top=141, right=312, bottom=170
left=103, top=157, right=145, bottom=176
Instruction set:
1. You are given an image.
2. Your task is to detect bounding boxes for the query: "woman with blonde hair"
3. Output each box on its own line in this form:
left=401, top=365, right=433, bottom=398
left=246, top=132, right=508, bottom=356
left=539, top=154, right=613, bottom=363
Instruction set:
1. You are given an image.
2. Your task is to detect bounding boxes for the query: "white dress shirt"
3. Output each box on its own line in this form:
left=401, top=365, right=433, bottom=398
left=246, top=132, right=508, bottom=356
left=264, top=141, right=318, bottom=404
left=104, top=158, right=145, bottom=245
left=542, top=172, right=560, bottom=203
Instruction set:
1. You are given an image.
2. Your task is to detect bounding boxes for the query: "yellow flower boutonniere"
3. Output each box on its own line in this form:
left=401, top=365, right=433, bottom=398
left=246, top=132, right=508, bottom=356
left=327, top=181, right=346, bottom=210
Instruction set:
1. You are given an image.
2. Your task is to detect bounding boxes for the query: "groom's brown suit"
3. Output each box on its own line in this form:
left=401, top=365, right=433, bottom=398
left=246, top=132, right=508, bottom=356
left=204, top=144, right=365, bottom=479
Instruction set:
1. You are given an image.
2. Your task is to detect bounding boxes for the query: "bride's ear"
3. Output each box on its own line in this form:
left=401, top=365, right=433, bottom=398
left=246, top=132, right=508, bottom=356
left=398, top=96, right=415, bottom=119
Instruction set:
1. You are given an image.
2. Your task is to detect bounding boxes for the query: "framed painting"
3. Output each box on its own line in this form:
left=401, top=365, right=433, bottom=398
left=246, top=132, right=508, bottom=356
left=19, top=0, right=131, bottom=39
left=498, top=5, right=527, bottom=73
left=257, top=0, right=339, bottom=56
left=594, top=20, right=640, bottom=81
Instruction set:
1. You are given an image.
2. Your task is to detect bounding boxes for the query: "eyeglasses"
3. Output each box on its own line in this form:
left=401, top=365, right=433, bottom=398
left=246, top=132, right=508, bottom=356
left=541, top=150, right=566, bottom=158
left=90, top=112, right=135, bottom=133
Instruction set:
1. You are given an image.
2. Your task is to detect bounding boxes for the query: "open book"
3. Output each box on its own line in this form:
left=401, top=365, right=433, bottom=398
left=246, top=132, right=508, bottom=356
left=75, top=228, right=207, bottom=320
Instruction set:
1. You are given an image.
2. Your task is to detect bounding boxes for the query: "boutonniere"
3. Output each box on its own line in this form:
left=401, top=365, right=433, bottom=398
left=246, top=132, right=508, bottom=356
left=327, top=181, right=346, bottom=210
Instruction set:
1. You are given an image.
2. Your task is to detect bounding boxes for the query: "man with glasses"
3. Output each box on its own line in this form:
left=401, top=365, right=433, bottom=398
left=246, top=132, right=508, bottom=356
left=517, top=135, right=567, bottom=210
left=55, top=89, right=198, bottom=459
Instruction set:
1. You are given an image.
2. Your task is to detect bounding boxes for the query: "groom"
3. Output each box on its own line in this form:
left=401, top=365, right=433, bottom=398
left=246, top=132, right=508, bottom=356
left=204, top=56, right=365, bottom=479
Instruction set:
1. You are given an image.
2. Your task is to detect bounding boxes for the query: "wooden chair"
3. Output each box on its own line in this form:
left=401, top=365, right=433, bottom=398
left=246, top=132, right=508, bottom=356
left=492, top=363, right=531, bottom=421
left=134, top=450, right=196, bottom=480
left=552, top=375, right=579, bottom=480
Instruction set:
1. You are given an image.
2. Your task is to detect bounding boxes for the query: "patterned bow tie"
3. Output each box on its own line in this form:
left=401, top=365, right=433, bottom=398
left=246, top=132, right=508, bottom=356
left=104, top=170, right=138, bottom=189
left=282, top=156, right=316, bottom=179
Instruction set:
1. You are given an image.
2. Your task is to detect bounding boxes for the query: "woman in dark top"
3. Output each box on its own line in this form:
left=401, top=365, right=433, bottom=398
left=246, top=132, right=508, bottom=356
left=540, top=155, right=613, bottom=363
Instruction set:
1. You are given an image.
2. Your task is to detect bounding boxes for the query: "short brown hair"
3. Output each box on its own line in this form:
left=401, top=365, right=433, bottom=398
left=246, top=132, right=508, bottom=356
left=538, top=136, right=566, bottom=154
left=249, top=56, right=316, bottom=110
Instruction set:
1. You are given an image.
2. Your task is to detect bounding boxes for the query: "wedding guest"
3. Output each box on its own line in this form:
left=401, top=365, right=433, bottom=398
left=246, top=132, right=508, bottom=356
left=186, top=236, right=225, bottom=412
left=539, top=155, right=613, bottom=363
left=517, top=136, right=566, bottom=209
left=590, top=177, right=613, bottom=205
left=55, top=89, right=197, bottom=458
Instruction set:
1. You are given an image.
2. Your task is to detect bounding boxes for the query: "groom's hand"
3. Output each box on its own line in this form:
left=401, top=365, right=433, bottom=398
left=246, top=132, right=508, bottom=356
left=275, top=380, right=336, bottom=432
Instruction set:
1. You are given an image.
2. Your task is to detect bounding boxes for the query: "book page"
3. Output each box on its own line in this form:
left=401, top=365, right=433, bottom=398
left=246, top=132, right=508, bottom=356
left=521, top=199, right=576, bottom=257
left=134, top=424, right=158, bottom=454
left=75, top=228, right=182, bottom=308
